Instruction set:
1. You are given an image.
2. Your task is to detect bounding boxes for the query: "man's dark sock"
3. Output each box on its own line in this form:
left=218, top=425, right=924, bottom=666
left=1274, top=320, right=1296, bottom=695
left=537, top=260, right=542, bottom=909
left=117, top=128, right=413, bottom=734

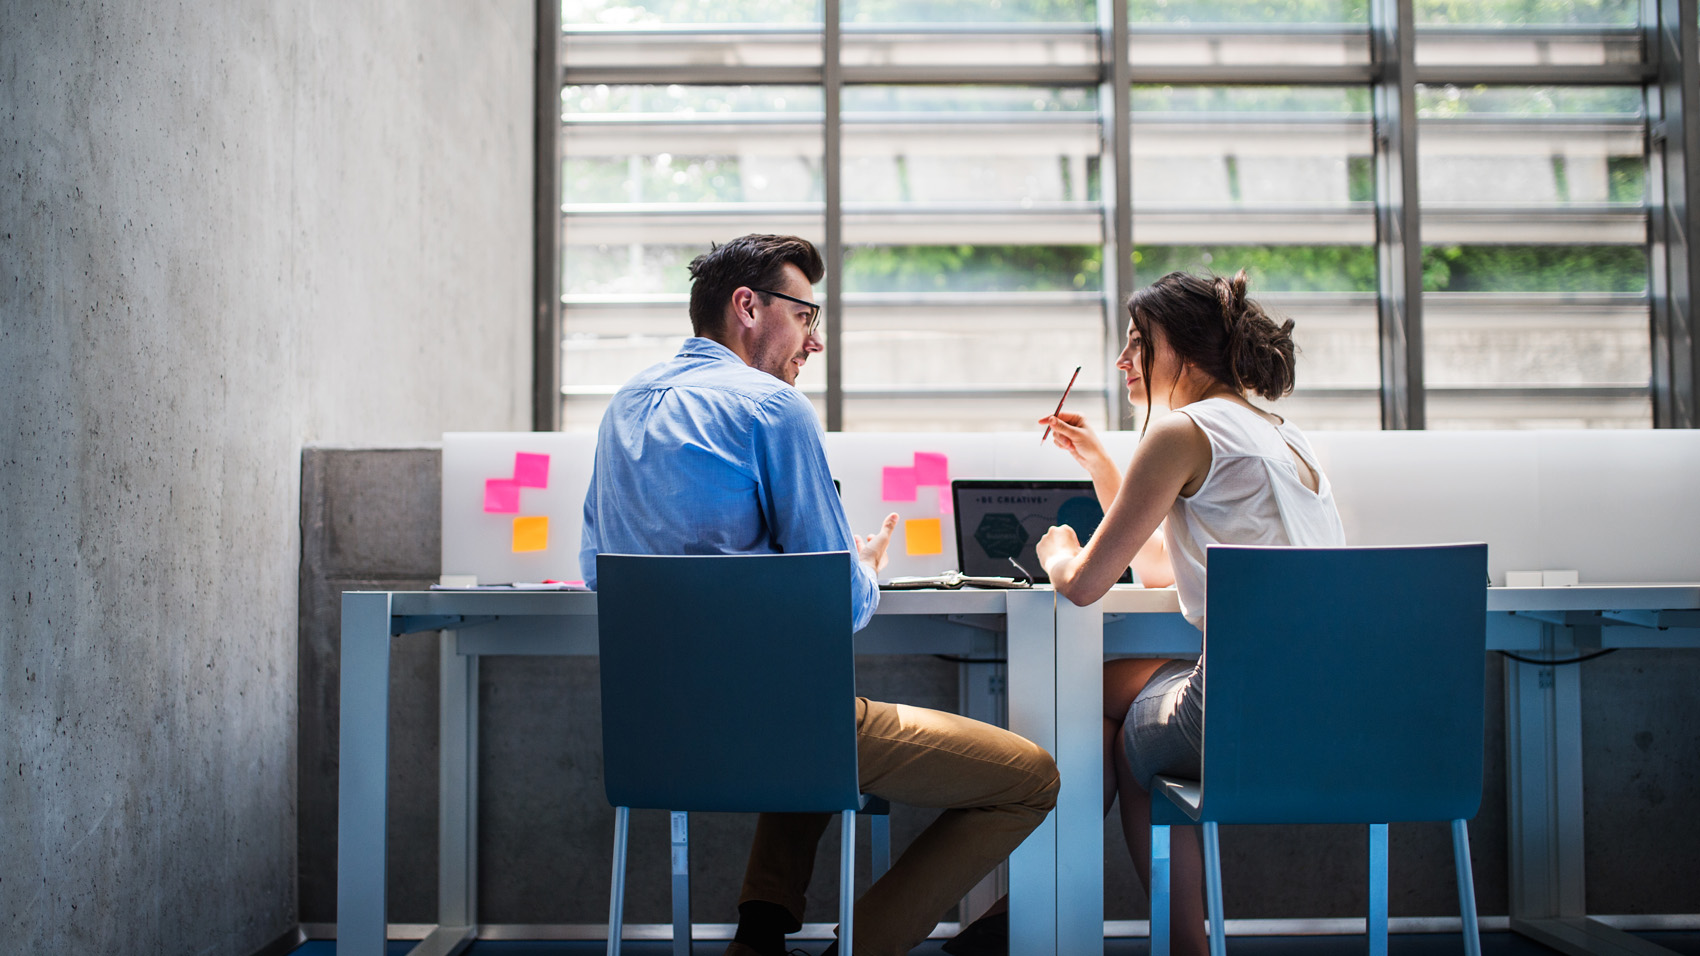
left=733, top=900, right=795, bottom=956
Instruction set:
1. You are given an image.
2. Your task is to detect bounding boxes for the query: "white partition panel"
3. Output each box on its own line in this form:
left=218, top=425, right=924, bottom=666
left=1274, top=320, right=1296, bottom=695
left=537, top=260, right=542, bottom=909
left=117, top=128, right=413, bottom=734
left=822, top=433, right=1001, bottom=582
left=442, top=432, right=597, bottom=585
left=443, top=428, right=1699, bottom=587
left=1308, top=430, right=1700, bottom=584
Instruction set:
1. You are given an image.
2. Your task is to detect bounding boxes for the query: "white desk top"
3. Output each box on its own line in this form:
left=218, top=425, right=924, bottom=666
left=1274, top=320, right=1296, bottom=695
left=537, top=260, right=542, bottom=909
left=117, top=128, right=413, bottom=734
left=386, top=583, right=1700, bottom=621
left=1486, top=583, right=1700, bottom=612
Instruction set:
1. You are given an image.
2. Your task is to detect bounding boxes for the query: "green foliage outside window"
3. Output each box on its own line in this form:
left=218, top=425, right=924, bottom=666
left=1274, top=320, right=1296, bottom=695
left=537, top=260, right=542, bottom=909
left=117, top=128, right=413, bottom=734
left=1420, top=245, right=1646, bottom=292
left=1131, top=244, right=1645, bottom=294
left=1134, top=246, right=1376, bottom=292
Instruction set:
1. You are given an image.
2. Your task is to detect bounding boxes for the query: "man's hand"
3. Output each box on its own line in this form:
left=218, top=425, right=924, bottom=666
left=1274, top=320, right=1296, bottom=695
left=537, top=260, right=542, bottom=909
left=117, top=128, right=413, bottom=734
left=855, top=512, right=901, bottom=574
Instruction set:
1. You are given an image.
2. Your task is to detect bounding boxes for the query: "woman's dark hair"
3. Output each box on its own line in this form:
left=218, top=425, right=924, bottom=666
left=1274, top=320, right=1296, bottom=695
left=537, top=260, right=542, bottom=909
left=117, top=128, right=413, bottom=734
left=1126, top=270, right=1297, bottom=432
left=687, top=234, right=825, bottom=336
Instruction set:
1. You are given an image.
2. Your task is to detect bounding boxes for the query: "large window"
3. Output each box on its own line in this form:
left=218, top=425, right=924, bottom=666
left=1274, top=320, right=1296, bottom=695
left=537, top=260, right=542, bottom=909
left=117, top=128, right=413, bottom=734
left=551, top=0, right=1694, bottom=431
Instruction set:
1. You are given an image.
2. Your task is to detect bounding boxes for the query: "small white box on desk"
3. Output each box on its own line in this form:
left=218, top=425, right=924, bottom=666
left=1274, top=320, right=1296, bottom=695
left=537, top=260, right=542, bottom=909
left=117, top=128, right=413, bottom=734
left=1506, top=571, right=1544, bottom=587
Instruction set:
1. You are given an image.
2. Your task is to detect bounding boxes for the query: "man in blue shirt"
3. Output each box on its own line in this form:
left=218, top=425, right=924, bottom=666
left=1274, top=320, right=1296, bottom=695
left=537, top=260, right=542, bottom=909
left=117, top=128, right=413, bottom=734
left=581, top=235, right=1058, bottom=956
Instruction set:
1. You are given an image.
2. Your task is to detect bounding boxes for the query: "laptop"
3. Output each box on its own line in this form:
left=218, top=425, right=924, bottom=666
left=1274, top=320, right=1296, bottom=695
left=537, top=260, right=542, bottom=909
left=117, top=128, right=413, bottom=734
left=951, top=479, right=1134, bottom=585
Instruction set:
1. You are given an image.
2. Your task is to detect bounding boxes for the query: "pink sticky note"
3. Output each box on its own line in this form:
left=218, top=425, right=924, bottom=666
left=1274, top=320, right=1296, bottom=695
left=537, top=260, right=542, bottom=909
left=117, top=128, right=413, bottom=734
left=913, top=452, right=949, bottom=485
left=882, top=466, right=918, bottom=502
left=513, top=452, right=550, bottom=488
left=938, top=485, right=954, bottom=515
left=484, top=478, right=521, bottom=513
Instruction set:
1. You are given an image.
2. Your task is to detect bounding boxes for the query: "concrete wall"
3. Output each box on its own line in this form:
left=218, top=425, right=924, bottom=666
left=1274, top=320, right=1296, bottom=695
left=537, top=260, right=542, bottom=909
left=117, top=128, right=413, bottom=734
left=0, top=2, right=533, bottom=953
left=295, top=446, right=1700, bottom=929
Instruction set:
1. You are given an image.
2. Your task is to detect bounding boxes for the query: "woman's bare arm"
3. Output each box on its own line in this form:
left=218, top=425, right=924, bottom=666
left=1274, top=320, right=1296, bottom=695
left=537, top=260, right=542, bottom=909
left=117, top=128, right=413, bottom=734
left=1132, top=526, right=1174, bottom=588
left=1038, top=412, right=1208, bottom=604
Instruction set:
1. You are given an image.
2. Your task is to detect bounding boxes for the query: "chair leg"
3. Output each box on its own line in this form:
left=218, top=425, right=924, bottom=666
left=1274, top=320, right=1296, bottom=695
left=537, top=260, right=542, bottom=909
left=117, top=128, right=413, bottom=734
left=1368, top=824, right=1389, bottom=956
left=1150, top=824, right=1171, bottom=956
left=870, top=812, right=892, bottom=882
left=1203, top=821, right=1226, bottom=956
left=1452, top=819, right=1483, bottom=956
left=671, top=810, right=690, bottom=956
left=608, top=806, right=630, bottom=956
left=840, top=809, right=857, bottom=956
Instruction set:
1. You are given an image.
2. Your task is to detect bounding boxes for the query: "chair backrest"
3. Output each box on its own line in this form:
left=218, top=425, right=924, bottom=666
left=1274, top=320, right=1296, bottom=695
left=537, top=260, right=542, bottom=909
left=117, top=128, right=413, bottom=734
left=1198, top=543, right=1488, bottom=825
left=596, top=551, right=862, bottom=813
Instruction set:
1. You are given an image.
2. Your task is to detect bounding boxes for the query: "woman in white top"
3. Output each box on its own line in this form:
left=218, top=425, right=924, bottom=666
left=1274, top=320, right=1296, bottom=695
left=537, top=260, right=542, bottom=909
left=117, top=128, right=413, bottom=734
left=1039, top=270, right=1345, bottom=956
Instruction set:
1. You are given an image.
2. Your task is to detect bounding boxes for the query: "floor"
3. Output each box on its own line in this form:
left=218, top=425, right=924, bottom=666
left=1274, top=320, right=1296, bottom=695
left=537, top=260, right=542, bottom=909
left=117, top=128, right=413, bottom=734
left=287, top=931, right=1700, bottom=955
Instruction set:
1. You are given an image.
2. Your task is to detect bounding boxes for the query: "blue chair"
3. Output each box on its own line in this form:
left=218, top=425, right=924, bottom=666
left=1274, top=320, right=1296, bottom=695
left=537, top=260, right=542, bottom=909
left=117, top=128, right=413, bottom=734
left=596, top=551, right=865, bottom=956
left=1148, top=543, right=1489, bottom=956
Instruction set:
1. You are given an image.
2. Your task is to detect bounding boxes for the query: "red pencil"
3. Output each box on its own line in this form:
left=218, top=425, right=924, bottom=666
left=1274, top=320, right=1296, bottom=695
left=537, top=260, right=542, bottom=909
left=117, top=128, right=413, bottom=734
left=1040, top=366, right=1082, bottom=443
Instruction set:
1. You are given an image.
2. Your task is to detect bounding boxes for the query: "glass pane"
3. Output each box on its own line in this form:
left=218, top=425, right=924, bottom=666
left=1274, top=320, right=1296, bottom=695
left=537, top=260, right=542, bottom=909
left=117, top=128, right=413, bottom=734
left=1132, top=86, right=1373, bottom=210
left=842, top=27, right=1100, bottom=69
left=840, top=83, right=1107, bottom=430
left=1413, top=0, right=1637, bottom=26
left=1418, top=85, right=1645, bottom=239
left=563, top=85, right=824, bottom=292
left=844, top=86, right=1100, bottom=207
left=1418, top=84, right=1650, bottom=428
left=841, top=294, right=1105, bottom=409
left=845, top=394, right=1112, bottom=431
left=1130, top=0, right=1368, bottom=24
left=1413, top=0, right=1641, bottom=65
left=563, top=29, right=824, bottom=70
left=1132, top=86, right=1378, bottom=429
left=1132, top=249, right=1380, bottom=427
left=1424, top=391, right=1651, bottom=429
left=563, top=86, right=823, bottom=207
left=564, top=0, right=819, bottom=25
left=1129, top=1, right=1369, bottom=67
left=1130, top=25, right=1371, bottom=69
left=845, top=0, right=1094, bottom=22
left=563, top=83, right=825, bottom=426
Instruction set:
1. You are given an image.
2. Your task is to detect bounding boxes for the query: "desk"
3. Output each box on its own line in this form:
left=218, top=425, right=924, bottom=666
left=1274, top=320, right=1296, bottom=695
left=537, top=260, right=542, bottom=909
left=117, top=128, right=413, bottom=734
left=340, top=584, right=1699, bottom=956
left=337, top=587, right=1077, bottom=956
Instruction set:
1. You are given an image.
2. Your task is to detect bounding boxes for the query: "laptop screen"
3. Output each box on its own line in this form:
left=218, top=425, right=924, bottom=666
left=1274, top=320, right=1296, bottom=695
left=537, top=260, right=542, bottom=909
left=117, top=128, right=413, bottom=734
left=951, top=479, right=1134, bottom=584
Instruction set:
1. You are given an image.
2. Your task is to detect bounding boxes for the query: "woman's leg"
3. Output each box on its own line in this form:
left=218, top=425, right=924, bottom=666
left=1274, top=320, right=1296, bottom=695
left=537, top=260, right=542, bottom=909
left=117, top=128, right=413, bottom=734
left=1104, top=659, right=1209, bottom=956
left=1102, top=659, right=1169, bottom=814
left=1113, top=728, right=1209, bottom=956
left=949, top=659, right=1208, bottom=955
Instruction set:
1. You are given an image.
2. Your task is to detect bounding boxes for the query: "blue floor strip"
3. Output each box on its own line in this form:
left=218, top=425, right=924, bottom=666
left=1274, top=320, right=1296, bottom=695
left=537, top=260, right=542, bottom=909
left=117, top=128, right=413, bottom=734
left=288, top=931, right=1700, bottom=956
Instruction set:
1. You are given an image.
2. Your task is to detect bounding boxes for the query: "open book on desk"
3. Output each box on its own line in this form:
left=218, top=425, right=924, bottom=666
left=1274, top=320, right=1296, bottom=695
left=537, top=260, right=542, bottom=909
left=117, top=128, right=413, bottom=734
left=881, top=571, right=1031, bottom=591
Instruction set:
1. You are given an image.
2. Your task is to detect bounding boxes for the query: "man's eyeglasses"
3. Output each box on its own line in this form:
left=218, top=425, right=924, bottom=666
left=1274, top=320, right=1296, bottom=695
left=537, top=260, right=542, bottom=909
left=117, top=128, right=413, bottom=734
left=754, top=288, right=822, bottom=338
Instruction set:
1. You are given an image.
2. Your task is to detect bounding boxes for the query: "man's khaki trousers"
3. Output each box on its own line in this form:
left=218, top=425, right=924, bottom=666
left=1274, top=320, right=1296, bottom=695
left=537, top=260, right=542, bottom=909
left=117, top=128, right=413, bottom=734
left=738, top=697, right=1060, bottom=956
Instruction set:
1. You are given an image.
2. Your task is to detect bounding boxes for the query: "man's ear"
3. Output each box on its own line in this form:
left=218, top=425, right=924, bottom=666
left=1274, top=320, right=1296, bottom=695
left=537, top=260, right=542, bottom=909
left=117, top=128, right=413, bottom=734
left=730, top=287, right=758, bottom=328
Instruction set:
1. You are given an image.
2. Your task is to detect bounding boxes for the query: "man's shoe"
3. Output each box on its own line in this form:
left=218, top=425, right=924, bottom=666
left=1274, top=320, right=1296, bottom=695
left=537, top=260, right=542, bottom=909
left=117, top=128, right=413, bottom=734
left=940, top=909, right=1008, bottom=956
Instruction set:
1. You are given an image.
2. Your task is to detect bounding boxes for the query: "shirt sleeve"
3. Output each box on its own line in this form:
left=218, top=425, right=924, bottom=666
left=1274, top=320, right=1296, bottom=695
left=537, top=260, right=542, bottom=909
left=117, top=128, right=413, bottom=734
left=751, top=388, right=881, bottom=631
left=579, top=454, right=602, bottom=591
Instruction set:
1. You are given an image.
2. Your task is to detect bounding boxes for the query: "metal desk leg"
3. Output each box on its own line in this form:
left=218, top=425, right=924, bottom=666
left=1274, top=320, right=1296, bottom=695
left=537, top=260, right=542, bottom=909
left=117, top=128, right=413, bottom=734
left=429, top=630, right=479, bottom=951
left=339, top=592, right=394, bottom=956
left=1007, top=588, right=1059, bottom=956
left=1506, top=623, right=1679, bottom=956
left=1055, top=596, right=1105, bottom=956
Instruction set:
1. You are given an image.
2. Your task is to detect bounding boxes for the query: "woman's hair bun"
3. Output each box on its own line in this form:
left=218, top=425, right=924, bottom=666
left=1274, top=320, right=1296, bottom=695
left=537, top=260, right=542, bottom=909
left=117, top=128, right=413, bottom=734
left=1126, top=269, right=1298, bottom=406
left=1216, top=269, right=1296, bottom=401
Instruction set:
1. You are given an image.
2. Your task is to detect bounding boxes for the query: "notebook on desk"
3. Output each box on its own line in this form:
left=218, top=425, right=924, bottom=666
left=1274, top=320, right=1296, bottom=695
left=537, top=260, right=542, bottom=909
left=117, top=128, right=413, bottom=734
left=951, top=479, right=1134, bottom=585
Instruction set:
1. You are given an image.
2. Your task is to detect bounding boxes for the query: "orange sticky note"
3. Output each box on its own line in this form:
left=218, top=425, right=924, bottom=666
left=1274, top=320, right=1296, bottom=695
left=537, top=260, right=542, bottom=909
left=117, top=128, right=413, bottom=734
left=512, top=515, right=549, bottom=553
left=905, top=517, right=942, bottom=556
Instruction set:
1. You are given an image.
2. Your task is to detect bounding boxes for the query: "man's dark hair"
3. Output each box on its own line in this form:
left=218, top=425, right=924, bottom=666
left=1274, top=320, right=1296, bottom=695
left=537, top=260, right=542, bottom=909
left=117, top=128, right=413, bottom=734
left=687, top=235, right=825, bottom=336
